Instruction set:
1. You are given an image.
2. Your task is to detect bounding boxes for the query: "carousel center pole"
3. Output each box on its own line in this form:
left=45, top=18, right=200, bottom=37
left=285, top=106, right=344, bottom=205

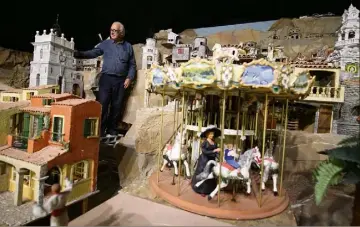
left=235, top=91, right=241, bottom=154
left=258, top=94, right=269, bottom=207
left=254, top=103, right=259, bottom=140
left=279, top=99, right=289, bottom=196
left=173, top=99, right=178, bottom=134
left=157, top=89, right=165, bottom=184
left=218, top=90, right=227, bottom=207
left=177, top=91, right=185, bottom=196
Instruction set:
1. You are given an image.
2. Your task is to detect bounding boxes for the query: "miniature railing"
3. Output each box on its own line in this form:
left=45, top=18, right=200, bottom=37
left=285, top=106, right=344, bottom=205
left=335, top=38, right=359, bottom=47
left=304, top=86, right=345, bottom=103
left=50, top=132, right=65, bottom=143
left=11, top=135, right=28, bottom=150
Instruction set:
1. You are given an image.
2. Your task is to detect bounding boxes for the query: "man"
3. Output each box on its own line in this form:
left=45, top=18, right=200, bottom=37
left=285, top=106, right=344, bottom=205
left=32, top=178, right=74, bottom=226
left=74, top=22, right=136, bottom=137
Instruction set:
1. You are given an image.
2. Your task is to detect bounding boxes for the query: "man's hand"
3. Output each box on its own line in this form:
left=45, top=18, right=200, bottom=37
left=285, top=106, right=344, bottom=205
left=124, top=78, right=131, bottom=89
left=214, top=148, right=221, bottom=153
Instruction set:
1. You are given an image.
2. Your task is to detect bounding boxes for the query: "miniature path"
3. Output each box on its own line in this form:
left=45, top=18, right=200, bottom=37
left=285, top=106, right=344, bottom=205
left=69, top=191, right=234, bottom=226
left=0, top=191, right=35, bottom=226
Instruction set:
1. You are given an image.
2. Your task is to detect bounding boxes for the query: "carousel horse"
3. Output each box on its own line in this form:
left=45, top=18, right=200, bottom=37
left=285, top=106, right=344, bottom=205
left=160, top=129, right=191, bottom=179
left=253, top=141, right=280, bottom=196
left=195, top=146, right=261, bottom=200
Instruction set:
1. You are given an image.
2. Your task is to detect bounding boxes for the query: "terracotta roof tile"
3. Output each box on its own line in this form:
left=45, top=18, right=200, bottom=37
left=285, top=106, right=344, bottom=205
left=21, top=106, right=51, bottom=114
left=1, top=89, right=22, bottom=93
left=0, top=101, right=30, bottom=111
left=23, top=85, right=59, bottom=90
left=290, top=61, right=340, bottom=69
left=0, top=145, right=67, bottom=166
left=53, top=99, right=93, bottom=106
left=33, top=93, right=75, bottom=99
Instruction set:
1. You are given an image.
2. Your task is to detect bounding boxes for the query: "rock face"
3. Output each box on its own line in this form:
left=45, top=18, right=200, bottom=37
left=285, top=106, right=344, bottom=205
left=0, top=47, right=32, bottom=88
left=273, top=130, right=348, bottom=178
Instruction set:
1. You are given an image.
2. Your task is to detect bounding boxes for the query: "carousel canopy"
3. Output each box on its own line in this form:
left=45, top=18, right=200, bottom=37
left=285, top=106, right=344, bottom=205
left=145, top=58, right=315, bottom=99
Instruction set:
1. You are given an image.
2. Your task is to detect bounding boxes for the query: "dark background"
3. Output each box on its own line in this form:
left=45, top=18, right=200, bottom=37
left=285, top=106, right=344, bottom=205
left=0, top=0, right=357, bottom=52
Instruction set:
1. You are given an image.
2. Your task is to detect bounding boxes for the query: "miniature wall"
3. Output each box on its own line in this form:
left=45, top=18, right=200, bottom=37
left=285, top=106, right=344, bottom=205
left=0, top=92, right=22, bottom=102
left=0, top=102, right=30, bottom=145
left=0, top=163, right=10, bottom=192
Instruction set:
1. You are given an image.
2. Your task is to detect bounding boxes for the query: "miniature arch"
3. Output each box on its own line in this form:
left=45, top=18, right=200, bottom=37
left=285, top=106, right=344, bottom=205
left=45, top=165, right=62, bottom=185
left=348, top=30, right=355, bottom=39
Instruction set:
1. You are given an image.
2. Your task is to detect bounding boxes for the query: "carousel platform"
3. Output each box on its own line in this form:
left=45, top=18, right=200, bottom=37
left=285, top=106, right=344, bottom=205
left=149, top=169, right=290, bottom=220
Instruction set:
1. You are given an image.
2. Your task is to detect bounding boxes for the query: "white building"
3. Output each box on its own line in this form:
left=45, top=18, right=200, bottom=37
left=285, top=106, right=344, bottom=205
left=335, top=4, right=360, bottom=73
left=142, top=38, right=160, bottom=69
left=191, top=37, right=207, bottom=58
left=167, top=29, right=180, bottom=45
left=29, top=28, right=84, bottom=95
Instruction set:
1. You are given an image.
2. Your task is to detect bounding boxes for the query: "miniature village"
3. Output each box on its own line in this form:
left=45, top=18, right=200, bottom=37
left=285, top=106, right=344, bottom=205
left=0, top=3, right=358, bottom=226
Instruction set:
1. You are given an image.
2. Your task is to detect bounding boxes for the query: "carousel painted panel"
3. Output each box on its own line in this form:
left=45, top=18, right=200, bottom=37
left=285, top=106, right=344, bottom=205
left=147, top=65, right=168, bottom=87
left=164, top=65, right=182, bottom=89
left=180, top=58, right=216, bottom=89
left=215, top=63, right=243, bottom=89
left=288, top=71, right=315, bottom=95
left=239, top=59, right=281, bottom=93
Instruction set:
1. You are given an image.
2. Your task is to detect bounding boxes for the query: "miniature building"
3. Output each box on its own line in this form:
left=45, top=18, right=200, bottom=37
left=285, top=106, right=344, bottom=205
left=142, top=38, right=160, bottom=69
left=172, top=44, right=192, bottom=67
left=191, top=37, right=207, bottom=59
left=0, top=93, right=101, bottom=206
left=167, top=29, right=180, bottom=45
left=335, top=4, right=360, bottom=72
left=332, top=4, right=360, bottom=136
left=29, top=21, right=84, bottom=96
left=267, top=44, right=287, bottom=62
left=0, top=85, right=60, bottom=102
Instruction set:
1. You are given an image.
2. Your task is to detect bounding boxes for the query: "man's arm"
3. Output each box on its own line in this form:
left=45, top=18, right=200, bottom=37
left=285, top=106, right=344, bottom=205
left=127, top=45, right=137, bottom=81
left=74, top=42, right=105, bottom=59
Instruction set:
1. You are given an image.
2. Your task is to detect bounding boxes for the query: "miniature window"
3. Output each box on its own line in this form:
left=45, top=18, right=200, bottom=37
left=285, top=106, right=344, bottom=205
left=341, top=33, right=345, bottom=40
left=10, top=97, right=19, bottom=102
left=52, top=116, right=64, bottom=142
left=83, top=118, right=99, bottom=137
left=40, top=49, right=43, bottom=59
left=0, top=162, right=6, bottom=175
left=348, top=31, right=355, bottom=39
left=26, top=92, right=35, bottom=100
left=23, top=170, right=31, bottom=186
left=72, top=161, right=87, bottom=181
left=42, top=98, right=54, bottom=106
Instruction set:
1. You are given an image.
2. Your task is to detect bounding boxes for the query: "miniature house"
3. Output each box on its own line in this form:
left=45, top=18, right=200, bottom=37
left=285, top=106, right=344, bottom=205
left=191, top=37, right=207, bottom=59
left=29, top=28, right=84, bottom=96
left=142, top=38, right=160, bottom=69
left=267, top=44, right=287, bottom=63
left=335, top=4, right=360, bottom=72
left=0, top=93, right=101, bottom=206
left=167, top=29, right=180, bottom=45
left=0, top=85, right=60, bottom=102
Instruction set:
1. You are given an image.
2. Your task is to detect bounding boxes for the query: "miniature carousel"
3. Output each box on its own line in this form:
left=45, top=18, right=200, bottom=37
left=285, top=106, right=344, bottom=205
left=146, top=56, right=315, bottom=220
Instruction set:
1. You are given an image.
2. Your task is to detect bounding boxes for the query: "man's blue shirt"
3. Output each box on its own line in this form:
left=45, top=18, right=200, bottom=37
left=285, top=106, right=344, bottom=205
left=80, top=39, right=136, bottom=80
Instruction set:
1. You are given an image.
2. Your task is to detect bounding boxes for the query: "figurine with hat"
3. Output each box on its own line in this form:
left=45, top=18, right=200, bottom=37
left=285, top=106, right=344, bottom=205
left=191, top=125, right=222, bottom=196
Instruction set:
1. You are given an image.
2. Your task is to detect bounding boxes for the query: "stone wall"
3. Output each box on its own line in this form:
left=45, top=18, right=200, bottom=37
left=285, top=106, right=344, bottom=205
left=274, top=130, right=348, bottom=180
left=336, top=75, right=360, bottom=136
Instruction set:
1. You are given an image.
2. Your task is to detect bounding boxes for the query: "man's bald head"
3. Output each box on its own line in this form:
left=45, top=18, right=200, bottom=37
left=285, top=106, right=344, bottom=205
left=110, top=21, right=125, bottom=41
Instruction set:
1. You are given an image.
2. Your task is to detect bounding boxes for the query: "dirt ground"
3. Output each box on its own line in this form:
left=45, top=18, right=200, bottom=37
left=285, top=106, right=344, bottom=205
left=120, top=170, right=355, bottom=226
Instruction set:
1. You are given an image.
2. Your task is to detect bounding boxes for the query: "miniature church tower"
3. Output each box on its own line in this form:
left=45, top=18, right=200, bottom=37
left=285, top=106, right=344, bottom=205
left=335, top=4, right=360, bottom=73
left=141, top=38, right=160, bottom=69
left=29, top=15, right=83, bottom=95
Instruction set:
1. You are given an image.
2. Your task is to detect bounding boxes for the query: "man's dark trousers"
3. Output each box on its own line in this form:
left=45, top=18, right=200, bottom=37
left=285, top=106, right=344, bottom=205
left=98, top=73, right=126, bottom=136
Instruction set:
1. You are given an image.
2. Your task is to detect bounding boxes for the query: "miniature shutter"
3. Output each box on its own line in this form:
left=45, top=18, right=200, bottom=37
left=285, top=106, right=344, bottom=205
left=22, top=113, right=30, bottom=138
left=37, top=115, right=44, bottom=136
left=42, top=99, right=46, bottom=105
left=83, top=119, right=90, bottom=137
left=52, top=117, right=63, bottom=141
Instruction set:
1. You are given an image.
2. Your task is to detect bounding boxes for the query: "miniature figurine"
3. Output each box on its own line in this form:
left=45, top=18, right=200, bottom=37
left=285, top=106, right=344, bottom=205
left=32, top=178, right=74, bottom=226
left=191, top=125, right=221, bottom=195
left=224, top=144, right=240, bottom=169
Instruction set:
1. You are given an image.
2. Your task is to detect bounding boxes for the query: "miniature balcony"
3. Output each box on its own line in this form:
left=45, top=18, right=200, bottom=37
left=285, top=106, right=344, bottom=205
left=335, top=38, right=359, bottom=47
left=8, top=130, right=51, bottom=153
left=303, top=86, right=345, bottom=103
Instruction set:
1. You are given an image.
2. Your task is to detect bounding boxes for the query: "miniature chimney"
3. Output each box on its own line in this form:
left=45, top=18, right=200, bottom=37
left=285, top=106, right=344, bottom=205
left=36, top=31, right=39, bottom=36
left=43, top=30, right=47, bottom=35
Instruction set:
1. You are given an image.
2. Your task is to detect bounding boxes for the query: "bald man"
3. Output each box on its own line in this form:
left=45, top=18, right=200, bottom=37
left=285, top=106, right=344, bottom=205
left=74, top=22, right=136, bottom=137
left=32, top=178, right=74, bottom=226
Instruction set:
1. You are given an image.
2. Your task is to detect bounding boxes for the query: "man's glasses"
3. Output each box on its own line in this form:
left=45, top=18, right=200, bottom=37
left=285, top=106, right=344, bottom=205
left=110, top=29, right=122, bottom=33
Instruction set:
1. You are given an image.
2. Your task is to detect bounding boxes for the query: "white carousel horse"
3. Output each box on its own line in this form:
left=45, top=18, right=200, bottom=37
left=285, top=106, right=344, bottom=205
left=160, top=129, right=191, bottom=179
left=212, top=43, right=241, bottom=64
left=252, top=141, right=280, bottom=196
left=194, top=147, right=261, bottom=200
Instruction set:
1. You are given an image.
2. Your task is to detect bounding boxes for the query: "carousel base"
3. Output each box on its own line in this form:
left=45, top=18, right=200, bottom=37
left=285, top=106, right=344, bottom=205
left=149, top=169, right=289, bottom=220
